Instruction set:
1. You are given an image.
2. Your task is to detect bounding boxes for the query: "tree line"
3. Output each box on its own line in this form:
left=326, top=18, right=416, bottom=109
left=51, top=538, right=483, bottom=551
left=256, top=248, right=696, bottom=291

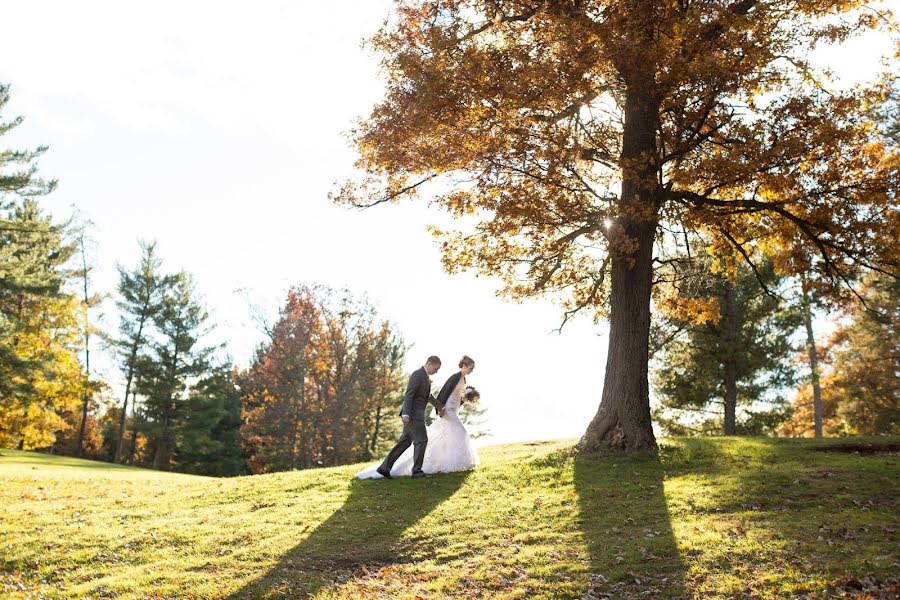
left=6, top=0, right=900, bottom=474
left=0, top=194, right=426, bottom=476
left=1, top=82, right=495, bottom=475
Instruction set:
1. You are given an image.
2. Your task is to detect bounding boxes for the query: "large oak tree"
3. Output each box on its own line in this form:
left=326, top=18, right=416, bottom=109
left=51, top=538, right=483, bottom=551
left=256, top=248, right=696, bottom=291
left=335, top=1, right=899, bottom=450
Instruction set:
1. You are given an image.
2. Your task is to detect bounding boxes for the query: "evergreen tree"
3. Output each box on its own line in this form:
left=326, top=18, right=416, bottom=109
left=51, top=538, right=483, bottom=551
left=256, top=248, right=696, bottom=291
left=1, top=201, right=73, bottom=396
left=652, top=249, right=801, bottom=436
left=113, top=240, right=167, bottom=462
left=133, top=272, right=215, bottom=470
left=0, top=83, right=56, bottom=211
left=175, top=367, right=245, bottom=476
left=1, top=81, right=64, bottom=404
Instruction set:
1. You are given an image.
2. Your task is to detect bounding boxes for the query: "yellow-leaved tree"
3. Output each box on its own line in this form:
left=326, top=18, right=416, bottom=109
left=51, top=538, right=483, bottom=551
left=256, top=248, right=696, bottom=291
left=0, top=293, right=85, bottom=449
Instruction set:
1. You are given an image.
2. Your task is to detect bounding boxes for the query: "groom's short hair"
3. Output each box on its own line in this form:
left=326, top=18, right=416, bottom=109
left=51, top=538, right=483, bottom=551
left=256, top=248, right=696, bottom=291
left=426, top=355, right=441, bottom=366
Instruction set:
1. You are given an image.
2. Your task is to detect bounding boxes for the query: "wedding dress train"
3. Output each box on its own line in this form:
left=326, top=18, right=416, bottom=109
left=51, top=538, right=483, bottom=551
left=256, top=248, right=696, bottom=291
left=356, top=375, right=479, bottom=478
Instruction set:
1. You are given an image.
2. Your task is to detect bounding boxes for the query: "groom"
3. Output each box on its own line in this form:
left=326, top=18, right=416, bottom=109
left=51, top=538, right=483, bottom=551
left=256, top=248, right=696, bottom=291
left=377, top=355, right=446, bottom=479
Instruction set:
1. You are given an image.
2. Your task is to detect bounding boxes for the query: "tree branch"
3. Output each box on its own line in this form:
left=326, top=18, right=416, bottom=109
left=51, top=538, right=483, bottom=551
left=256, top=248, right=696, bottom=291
left=717, top=227, right=781, bottom=299
left=349, top=174, right=439, bottom=209
left=456, top=5, right=542, bottom=44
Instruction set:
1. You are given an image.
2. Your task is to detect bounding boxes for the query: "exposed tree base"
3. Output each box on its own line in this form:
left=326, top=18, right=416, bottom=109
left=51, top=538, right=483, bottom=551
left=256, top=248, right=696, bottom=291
left=577, top=409, right=657, bottom=453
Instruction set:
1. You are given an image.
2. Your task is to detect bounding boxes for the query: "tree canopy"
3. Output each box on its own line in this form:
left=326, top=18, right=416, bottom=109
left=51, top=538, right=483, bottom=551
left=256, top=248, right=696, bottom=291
left=336, top=0, right=899, bottom=450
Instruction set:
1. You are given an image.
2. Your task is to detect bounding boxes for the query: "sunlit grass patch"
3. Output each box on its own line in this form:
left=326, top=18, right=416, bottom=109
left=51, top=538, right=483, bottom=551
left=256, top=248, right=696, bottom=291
left=2, top=437, right=897, bottom=598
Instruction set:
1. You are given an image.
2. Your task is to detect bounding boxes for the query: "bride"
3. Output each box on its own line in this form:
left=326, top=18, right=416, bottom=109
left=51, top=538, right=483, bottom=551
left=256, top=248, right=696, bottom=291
left=357, top=355, right=481, bottom=479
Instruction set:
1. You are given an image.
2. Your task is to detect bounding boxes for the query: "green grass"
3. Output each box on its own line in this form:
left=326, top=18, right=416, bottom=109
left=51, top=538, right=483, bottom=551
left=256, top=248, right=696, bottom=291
left=1, top=437, right=897, bottom=599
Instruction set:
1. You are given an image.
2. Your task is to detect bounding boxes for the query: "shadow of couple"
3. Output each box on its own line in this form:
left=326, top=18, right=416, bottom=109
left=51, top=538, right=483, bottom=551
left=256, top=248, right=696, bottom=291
left=223, top=447, right=688, bottom=599
left=223, top=471, right=471, bottom=598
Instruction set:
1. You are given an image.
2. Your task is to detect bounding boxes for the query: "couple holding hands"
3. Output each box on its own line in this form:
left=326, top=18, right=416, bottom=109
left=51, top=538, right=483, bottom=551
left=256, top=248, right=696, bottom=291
left=356, top=355, right=480, bottom=479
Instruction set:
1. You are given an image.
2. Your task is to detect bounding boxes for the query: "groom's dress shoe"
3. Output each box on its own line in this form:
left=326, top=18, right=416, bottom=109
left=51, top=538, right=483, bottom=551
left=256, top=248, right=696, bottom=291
left=411, top=471, right=431, bottom=478
left=376, top=467, right=393, bottom=479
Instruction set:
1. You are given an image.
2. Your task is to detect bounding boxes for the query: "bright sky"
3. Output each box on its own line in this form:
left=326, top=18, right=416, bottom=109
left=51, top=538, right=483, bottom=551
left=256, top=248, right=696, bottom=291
left=1, top=1, right=895, bottom=446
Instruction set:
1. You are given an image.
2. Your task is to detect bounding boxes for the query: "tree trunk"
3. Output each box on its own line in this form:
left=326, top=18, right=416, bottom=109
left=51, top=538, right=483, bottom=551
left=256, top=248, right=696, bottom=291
left=115, top=326, right=145, bottom=463
left=76, top=236, right=91, bottom=457
left=370, top=404, right=383, bottom=454
left=155, top=344, right=181, bottom=471
left=578, top=84, right=659, bottom=452
left=127, top=428, right=138, bottom=464
left=289, top=372, right=305, bottom=470
left=114, top=370, right=133, bottom=463
left=802, top=284, right=823, bottom=437
left=76, top=387, right=90, bottom=457
left=153, top=415, right=169, bottom=470
left=723, top=280, right=738, bottom=435
left=289, top=398, right=301, bottom=470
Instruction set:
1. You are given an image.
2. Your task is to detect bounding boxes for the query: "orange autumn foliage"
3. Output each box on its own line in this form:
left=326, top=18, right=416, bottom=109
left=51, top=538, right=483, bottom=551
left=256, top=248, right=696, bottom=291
left=335, top=1, right=899, bottom=449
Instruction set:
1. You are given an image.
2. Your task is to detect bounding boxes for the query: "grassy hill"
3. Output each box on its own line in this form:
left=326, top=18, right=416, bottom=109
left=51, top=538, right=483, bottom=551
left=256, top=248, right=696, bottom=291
left=1, top=437, right=897, bottom=599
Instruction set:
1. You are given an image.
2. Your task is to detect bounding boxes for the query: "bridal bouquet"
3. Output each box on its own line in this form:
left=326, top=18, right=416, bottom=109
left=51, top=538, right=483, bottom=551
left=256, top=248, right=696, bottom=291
left=462, top=385, right=481, bottom=407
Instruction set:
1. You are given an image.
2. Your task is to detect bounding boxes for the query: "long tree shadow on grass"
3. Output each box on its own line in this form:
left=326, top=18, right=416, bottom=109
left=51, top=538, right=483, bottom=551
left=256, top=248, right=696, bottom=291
left=571, top=448, right=687, bottom=598
left=225, top=471, right=470, bottom=599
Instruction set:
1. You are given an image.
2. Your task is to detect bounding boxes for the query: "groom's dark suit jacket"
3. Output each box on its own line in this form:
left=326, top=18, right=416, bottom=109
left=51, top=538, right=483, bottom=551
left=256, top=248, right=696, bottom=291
left=400, top=367, right=445, bottom=422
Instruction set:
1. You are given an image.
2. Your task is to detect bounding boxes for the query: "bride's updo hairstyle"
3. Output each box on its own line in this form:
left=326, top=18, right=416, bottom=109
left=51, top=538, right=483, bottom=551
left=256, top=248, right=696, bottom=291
left=459, top=355, right=475, bottom=368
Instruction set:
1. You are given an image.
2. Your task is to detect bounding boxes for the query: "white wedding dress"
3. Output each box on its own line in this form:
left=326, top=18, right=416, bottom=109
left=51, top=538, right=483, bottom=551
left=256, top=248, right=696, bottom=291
left=356, top=375, right=480, bottom=478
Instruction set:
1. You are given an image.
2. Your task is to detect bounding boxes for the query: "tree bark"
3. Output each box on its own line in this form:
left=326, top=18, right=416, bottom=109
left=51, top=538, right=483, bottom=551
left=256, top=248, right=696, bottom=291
left=723, top=280, right=738, bottom=435
left=153, top=414, right=169, bottom=471
left=370, top=404, right=383, bottom=454
left=289, top=385, right=303, bottom=470
left=578, top=84, right=659, bottom=452
left=127, top=427, right=138, bottom=464
left=115, top=324, right=145, bottom=463
left=802, top=284, right=823, bottom=437
left=76, top=233, right=91, bottom=457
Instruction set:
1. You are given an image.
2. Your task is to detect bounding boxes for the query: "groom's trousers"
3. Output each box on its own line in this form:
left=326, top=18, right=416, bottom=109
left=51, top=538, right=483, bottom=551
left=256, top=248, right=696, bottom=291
left=380, top=420, right=428, bottom=475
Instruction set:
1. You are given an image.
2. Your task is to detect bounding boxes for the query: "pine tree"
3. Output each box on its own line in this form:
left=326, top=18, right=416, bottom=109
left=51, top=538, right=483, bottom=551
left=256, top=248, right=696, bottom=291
left=175, top=367, right=245, bottom=476
left=652, top=249, right=801, bottom=435
left=0, top=84, right=91, bottom=451
left=1, top=201, right=72, bottom=397
left=133, top=271, right=215, bottom=470
left=1, top=81, right=63, bottom=406
left=0, top=82, right=56, bottom=211
left=113, top=240, right=167, bottom=462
